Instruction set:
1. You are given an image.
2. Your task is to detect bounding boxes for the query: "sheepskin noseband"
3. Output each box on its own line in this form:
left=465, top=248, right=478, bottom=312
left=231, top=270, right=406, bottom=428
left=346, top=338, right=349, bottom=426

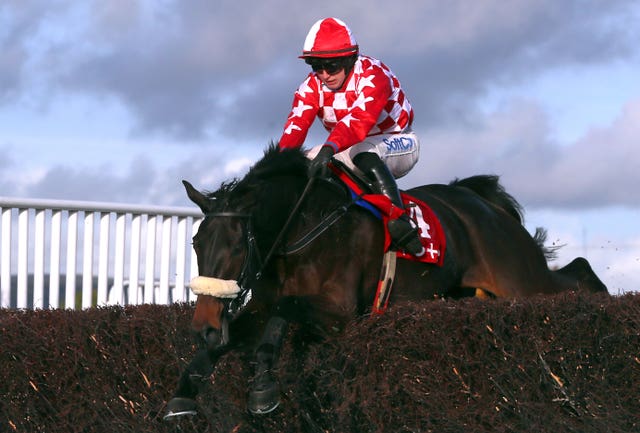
left=189, top=276, right=242, bottom=298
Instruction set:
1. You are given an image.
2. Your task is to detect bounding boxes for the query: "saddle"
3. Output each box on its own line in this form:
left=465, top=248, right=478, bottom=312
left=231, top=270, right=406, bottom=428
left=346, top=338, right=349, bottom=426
left=329, top=161, right=445, bottom=266
left=329, top=161, right=447, bottom=314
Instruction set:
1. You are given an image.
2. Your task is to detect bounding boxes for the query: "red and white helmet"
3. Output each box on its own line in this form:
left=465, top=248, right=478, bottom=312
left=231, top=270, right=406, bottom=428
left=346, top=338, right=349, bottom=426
left=299, top=17, right=359, bottom=59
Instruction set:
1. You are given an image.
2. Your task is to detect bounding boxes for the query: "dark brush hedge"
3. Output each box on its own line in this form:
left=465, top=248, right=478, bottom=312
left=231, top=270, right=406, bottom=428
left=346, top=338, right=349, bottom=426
left=1, top=292, right=639, bottom=433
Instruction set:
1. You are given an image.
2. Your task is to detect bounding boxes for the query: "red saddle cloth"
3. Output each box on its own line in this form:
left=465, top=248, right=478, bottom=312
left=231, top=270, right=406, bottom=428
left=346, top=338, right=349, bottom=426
left=334, top=168, right=446, bottom=266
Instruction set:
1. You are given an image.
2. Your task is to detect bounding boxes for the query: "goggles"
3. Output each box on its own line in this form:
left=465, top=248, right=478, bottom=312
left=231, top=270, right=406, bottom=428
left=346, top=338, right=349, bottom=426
left=305, top=58, right=344, bottom=75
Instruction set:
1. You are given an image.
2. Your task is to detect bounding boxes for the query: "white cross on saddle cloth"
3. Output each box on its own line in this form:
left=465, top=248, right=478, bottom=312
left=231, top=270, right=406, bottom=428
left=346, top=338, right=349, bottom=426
left=391, top=193, right=446, bottom=265
left=332, top=164, right=446, bottom=266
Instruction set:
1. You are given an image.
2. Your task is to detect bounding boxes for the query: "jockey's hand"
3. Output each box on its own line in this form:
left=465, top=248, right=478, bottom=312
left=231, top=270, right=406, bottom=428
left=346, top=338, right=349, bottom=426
left=308, top=145, right=335, bottom=178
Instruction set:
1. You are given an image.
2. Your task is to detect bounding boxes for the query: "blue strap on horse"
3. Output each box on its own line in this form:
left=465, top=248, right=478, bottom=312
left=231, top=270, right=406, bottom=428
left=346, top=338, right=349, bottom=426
left=348, top=188, right=382, bottom=219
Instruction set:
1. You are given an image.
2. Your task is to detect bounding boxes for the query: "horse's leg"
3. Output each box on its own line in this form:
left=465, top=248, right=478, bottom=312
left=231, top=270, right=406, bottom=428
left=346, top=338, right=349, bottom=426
left=164, top=348, right=224, bottom=419
left=462, top=257, right=608, bottom=297
left=247, top=315, right=289, bottom=414
left=165, top=307, right=234, bottom=420
left=246, top=293, right=343, bottom=415
left=552, top=257, right=609, bottom=294
left=165, top=301, right=266, bottom=420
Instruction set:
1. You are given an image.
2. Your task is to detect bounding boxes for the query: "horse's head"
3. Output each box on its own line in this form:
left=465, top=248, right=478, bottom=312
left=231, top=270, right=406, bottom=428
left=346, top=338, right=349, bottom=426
left=183, top=145, right=324, bottom=350
left=183, top=180, right=252, bottom=351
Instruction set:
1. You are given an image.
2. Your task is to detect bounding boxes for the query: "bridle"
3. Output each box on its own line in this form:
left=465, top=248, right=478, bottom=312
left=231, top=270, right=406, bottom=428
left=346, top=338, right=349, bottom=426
left=200, top=177, right=358, bottom=316
left=200, top=211, right=258, bottom=315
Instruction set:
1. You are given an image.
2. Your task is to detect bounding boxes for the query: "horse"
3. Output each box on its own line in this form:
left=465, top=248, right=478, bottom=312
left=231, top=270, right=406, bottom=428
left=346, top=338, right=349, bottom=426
left=164, top=144, right=607, bottom=419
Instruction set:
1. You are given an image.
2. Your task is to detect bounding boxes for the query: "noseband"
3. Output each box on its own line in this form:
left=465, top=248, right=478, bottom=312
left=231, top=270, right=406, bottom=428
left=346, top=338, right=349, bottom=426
left=202, top=211, right=260, bottom=314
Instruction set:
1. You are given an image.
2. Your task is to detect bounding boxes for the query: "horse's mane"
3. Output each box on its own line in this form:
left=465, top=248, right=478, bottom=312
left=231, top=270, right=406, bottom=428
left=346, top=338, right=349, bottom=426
left=204, top=143, right=310, bottom=210
left=450, top=175, right=524, bottom=224
left=248, top=143, right=309, bottom=180
left=450, top=174, right=560, bottom=260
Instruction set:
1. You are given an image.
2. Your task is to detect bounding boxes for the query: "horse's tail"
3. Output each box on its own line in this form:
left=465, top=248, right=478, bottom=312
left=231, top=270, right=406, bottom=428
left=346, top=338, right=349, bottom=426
left=533, top=226, right=562, bottom=261
left=450, top=175, right=524, bottom=223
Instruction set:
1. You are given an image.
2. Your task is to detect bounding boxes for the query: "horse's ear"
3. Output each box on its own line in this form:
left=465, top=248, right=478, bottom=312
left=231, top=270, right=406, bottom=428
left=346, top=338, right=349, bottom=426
left=182, top=180, right=210, bottom=214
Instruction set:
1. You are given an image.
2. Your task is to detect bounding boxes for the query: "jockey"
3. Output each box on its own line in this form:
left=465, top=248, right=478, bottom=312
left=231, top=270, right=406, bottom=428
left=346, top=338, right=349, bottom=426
left=278, top=17, right=425, bottom=257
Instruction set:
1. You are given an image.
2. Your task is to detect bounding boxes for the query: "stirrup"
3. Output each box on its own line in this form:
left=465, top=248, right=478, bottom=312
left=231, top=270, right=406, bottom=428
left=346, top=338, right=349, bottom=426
left=387, top=217, right=425, bottom=257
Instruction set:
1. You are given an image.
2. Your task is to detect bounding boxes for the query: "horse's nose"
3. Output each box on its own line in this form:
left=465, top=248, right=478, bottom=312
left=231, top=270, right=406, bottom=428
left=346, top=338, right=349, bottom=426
left=200, top=325, right=223, bottom=349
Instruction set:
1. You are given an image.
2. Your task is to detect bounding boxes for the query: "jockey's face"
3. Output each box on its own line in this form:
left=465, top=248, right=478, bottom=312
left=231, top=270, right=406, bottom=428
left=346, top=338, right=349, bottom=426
left=306, top=57, right=348, bottom=91
left=315, top=67, right=347, bottom=91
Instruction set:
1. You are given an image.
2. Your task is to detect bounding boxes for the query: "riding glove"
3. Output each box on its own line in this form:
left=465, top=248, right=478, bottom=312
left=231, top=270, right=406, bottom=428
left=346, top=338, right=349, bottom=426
left=308, top=146, right=335, bottom=178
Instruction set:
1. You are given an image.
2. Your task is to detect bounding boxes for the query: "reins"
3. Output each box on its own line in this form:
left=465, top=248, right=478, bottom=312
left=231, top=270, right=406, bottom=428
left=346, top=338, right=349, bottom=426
left=282, top=200, right=353, bottom=254
left=255, top=176, right=315, bottom=279
left=204, top=174, right=359, bottom=291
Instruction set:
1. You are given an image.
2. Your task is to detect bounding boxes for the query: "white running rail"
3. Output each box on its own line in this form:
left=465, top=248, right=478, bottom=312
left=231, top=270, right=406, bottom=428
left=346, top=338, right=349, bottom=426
left=0, top=197, right=203, bottom=310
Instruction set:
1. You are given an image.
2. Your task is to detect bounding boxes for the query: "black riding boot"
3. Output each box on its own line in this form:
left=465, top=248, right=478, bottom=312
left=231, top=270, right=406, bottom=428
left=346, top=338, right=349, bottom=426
left=353, top=153, right=425, bottom=257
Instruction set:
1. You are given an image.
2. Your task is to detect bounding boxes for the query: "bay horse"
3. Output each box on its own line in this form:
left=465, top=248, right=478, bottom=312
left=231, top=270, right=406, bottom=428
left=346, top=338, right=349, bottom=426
left=165, top=144, right=607, bottom=418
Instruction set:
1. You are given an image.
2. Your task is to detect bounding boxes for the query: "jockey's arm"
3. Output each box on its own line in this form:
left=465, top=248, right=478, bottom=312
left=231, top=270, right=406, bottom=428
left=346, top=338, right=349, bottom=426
left=278, top=76, right=319, bottom=150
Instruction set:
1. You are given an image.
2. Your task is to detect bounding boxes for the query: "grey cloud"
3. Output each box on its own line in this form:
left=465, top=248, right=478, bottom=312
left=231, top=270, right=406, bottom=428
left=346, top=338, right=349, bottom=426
left=2, top=0, right=640, bottom=211
left=0, top=45, right=25, bottom=102
left=214, top=1, right=639, bottom=141
left=402, top=98, right=640, bottom=210
left=0, top=1, right=46, bottom=103
left=539, top=100, right=640, bottom=208
left=0, top=133, right=251, bottom=207
left=0, top=147, right=17, bottom=197
left=5, top=1, right=637, bottom=142
left=24, top=157, right=155, bottom=203
left=53, top=0, right=309, bottom=142
left=383, top=1, right=638, bottom=128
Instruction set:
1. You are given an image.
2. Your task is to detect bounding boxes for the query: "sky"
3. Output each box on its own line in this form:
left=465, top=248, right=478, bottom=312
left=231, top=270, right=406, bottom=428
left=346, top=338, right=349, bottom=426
left=1, top=0, right=639, bottom=294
